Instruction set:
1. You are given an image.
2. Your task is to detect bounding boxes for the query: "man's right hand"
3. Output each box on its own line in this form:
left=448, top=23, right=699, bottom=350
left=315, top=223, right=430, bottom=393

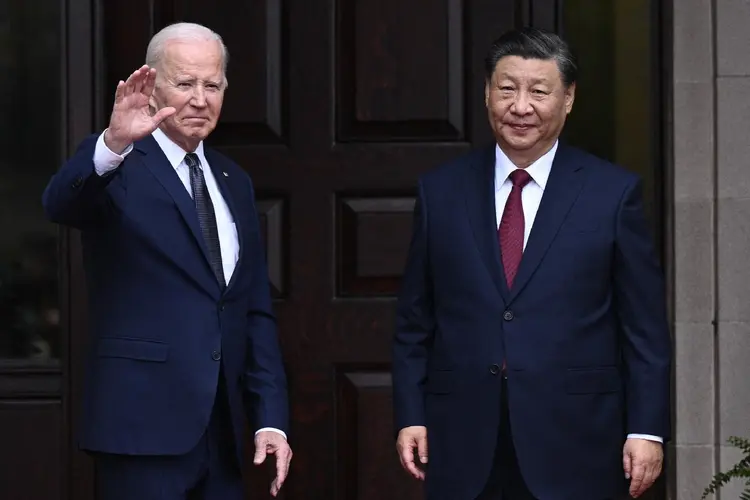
left=104, top=65, right=176, bottom=154
left=396, top=425, right=428, bottom=480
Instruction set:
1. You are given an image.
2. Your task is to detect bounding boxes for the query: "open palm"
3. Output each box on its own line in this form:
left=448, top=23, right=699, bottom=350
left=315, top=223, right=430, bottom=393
left=105, top=65, right=175, bottom=152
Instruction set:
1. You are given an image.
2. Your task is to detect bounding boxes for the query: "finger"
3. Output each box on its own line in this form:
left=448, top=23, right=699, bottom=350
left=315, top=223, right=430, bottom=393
left=253, top=439, right=268, bottom=465
left=629, top=464, right=645, bottom=497
left=404, top=449, right=425, bottom=480
left=639, top=467, right=657, bottom=497
left=132, top=68, right=145, bottom=95
left=151, top=107, right=176, bottom=126
left=398, top=443, right=423, bottom=479
left=275, top=449, right=290, bottom=487
left=113, top=81, right=126, bottom=104
left=124, top=69, right=140, bottom=96
left=405, top=459, right=424, bottom=480
left=398, top=441, right=413, bottom=467
left=142, top=67, right=157, bottom=97
left=631, top=470, right=653, bottom=498
left=271, top=449, right=292, bottom=497
left=622, top=451, right=632, bottom=479
left=417, top=434, right=429, bottom=464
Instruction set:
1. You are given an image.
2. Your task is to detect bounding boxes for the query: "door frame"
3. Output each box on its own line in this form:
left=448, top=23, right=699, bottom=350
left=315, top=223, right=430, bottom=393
left=62, top=0, right=102, bottom=498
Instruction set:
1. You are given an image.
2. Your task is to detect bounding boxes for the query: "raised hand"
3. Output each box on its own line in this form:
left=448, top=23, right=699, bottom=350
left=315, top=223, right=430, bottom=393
left=103, top=65, right=176, bottom=153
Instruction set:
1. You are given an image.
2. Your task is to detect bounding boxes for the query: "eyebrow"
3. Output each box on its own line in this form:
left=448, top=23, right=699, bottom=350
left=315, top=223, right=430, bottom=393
left=496, top=75, right=550, bottom=85
left=173, top=75, right=222, bottom=85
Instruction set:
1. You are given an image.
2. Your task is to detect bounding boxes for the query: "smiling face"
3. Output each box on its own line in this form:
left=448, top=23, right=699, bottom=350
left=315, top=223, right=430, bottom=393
left=485, top=55, right=575, bottom=167
left=150, top=37, right=226, bottom=152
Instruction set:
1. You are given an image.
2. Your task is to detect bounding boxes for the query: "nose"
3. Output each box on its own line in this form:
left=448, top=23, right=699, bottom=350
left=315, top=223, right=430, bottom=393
left=510, top=91, right=533, bottom=115
left=190, top=85, right=207, bottom=108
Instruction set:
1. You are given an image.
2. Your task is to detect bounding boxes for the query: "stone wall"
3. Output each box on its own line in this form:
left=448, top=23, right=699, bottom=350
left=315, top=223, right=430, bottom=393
left=672, top=0, right=750, bottom=498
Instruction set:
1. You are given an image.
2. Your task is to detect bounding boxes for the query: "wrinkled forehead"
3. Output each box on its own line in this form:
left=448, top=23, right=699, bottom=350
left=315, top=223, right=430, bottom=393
left=159, top=39, right=225, bottom=80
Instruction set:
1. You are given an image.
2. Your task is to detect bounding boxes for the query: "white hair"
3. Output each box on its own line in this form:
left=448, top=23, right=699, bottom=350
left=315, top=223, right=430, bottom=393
left=145, top=22, right=229, bottom=86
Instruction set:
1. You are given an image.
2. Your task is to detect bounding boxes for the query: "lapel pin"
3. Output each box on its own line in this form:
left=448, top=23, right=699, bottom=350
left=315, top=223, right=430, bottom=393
left=222, top=171, right=228, bottom=177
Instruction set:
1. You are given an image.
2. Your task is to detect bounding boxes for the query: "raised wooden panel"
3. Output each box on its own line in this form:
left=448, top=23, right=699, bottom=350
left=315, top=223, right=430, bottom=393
left=256, top=197, right=287, bottom=298
left=0, top=363, right=61, bottom=398
left=335, top=368, right=422, bottom=499
left=156, top=0, right=286, bottom=146
left=0, top=400, right=62, bottom=500
left=337, top=196, right=415, bottom=297
left=103, top=0, right=287, bottom=147
left=336, top=0, right=465, bottom=142
left=528, top=0, right=564, bottom=32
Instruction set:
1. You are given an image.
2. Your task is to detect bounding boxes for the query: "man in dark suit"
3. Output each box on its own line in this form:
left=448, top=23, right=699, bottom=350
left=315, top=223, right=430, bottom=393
left=392, top=27, right=671, bottom=500
left=42, top=22, right=291, bottom=499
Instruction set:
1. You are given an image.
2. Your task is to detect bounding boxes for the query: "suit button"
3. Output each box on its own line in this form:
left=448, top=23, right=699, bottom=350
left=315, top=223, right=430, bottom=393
left=503, top=310, right=514, bottom=321
left=71, top=176, right=83, bottom=189
left=211, top=350, right=221, bottom=361
left=490, top=364, right=500, bottom=375
left=218, top=302, right=225, bottom=312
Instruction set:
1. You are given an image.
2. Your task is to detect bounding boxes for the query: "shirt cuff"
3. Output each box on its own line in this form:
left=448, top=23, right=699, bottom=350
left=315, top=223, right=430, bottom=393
left=255, top=427, right=287, bottom=440
left=93, top=129, right=133, bottom=176
left=627, top=433, right=663, bottom=443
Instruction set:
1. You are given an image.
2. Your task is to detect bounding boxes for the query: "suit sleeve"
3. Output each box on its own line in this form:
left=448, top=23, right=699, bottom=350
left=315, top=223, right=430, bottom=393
left=613, top=176, right=672, bottom=442
left=392, top=179, right=435, bottom=432
left=242, top=174, right=290, bottom=435
left=42, top=133, right=124, bottom=229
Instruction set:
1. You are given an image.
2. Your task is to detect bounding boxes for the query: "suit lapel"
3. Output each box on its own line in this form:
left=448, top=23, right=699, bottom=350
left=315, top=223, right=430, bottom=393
left=464, top=144, right=509, bottom=302
left=508, top=143, right=586, bottom=302
left=204, top=148, right=246, bottom=293
left=135, top=136, right=214, bottom=272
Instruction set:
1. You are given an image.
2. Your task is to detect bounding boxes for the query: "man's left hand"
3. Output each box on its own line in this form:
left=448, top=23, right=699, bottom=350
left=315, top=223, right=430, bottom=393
left=254, top=431, right=293, bottom=497
left=623, top=438, right=663, bottom=498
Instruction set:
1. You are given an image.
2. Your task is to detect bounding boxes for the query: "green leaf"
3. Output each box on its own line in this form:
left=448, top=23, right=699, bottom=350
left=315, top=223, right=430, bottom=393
left=701, top=436, right=750, bottom=499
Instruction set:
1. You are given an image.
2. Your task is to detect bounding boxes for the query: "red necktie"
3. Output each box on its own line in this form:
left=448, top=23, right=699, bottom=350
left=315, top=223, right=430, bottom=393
left=498, top=169, right=532, bottom=288
left=499, top=169, right=531, bottom=373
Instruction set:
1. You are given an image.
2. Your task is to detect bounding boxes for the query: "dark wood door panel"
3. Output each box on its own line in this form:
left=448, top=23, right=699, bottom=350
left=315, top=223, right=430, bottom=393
left=103, top=0, right=287, bottom=148
left=336, top=0, right=465, bottom=141
left=335, top=368, right=423, bottom=500
left=0, top=400, right=63, bottom=500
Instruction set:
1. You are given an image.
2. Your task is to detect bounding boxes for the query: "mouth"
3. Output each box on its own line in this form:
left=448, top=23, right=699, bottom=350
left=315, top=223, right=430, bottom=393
left=507, top=123, right=534, bottom=130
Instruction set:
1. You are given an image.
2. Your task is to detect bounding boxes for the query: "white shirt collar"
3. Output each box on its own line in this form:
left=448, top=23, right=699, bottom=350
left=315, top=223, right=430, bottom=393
left=494, top=140, right=558, bottom=192
left=152, top=127, right=207, bottom=170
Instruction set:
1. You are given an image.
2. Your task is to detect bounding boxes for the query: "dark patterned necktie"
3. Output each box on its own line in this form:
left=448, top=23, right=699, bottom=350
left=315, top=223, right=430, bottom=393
left=184, top=153, right=226, bottom=288
left=498, top=168, right=532, bottom=288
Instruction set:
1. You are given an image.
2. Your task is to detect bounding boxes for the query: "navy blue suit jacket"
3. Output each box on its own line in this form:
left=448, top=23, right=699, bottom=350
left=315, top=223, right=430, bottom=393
left=42, top=134, right=288, bottom=460
left=392, top=143, right=671, bottom=500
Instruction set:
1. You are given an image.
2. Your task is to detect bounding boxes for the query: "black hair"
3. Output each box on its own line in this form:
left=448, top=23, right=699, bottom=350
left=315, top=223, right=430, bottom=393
left=484, top=27, right=577, bottom=87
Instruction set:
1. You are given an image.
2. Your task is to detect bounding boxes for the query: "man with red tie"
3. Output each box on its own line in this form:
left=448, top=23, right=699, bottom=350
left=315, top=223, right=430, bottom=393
left=392, top=27, right=671, bottom=500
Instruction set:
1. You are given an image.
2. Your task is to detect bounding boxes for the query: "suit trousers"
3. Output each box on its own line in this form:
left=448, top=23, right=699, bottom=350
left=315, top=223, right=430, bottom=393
left=93, top=365, right=244, bottom=500
left=476, top=376, right=536, bottom=500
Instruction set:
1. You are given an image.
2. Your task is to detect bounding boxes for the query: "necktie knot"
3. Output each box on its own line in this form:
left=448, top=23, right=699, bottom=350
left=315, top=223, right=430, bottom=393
left=184, top=153, right=200, bottom=170
left=509, top=168, right=532, bottom=188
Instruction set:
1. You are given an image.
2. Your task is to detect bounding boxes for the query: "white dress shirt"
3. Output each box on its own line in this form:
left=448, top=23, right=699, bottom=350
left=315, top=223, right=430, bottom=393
left=493, top=141, right=662, bottom=445
left=92, top=128, right=286, bottom=440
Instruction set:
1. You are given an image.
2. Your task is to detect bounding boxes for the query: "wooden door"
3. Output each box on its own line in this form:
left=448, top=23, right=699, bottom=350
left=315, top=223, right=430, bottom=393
left=61, top=1, right=668, bottom=499
left=90, top=1, right=522, bottom=498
